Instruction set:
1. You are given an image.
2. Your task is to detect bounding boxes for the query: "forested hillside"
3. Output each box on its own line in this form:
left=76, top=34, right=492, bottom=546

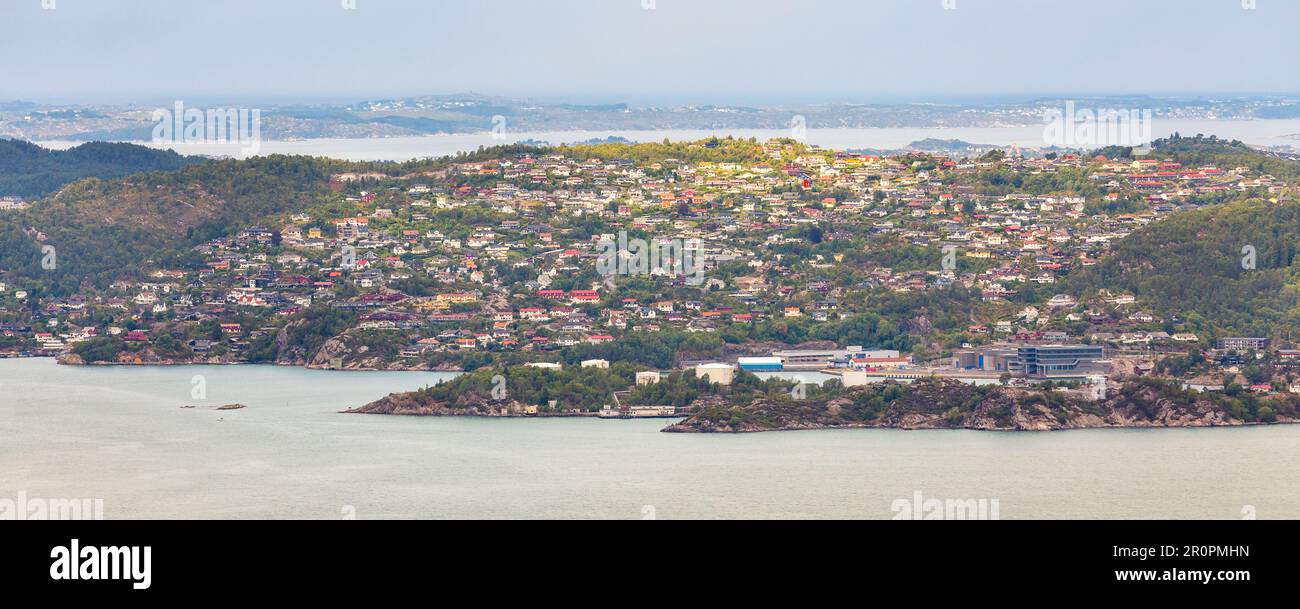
left=0, top=155, right=335, bottom=294
left=1066, top=198, right=1300, bottom=340
left=0, top=139, right=201, bottom=198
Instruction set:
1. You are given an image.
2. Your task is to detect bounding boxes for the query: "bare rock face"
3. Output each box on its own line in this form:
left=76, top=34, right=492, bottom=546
left=345, top=393, right=537, bottom=417
left=272, top=323, right=309, bottom=366
left=308, top=335, right=355, bottom=369
left=56, top=353, right=85, bottom=366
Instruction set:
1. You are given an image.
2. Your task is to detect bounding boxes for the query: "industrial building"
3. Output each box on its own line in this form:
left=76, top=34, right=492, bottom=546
left=737, top=357, right=784, bottom=372
left=765, top=347, right=908, bottom=371
left=953, top=344, right=1105, bottom=378
left=1017, top=345, right=1105, bottom=377
left=770, top=349, right=846, bottom=370
left=952, top=348, right=1020, bottom=373
left=695, top=363, right=736, bottom=385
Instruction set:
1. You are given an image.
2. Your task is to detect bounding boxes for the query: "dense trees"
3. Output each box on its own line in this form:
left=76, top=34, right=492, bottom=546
left=1065, top=198, right=1300, bottom=340
left=412, top=364, right=643, bottom=412
left=0, top=154, right=333, bottom=294
left=0, top=140, right=201, bottom=198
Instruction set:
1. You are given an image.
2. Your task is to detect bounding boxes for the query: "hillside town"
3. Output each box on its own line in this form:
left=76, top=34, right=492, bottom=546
left=1, top=137, right=1296, bottom=395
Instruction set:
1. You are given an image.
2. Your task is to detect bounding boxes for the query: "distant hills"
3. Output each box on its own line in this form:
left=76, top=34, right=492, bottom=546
left=0, top=151, right=335, bottom=292
left=1066, top=197, right=1300, bottom=339
left=848, top=138, right=1007, bottom=156
left=4, top=93, right=1299, bottom=142
left=0, top=140, right=201, bottom=199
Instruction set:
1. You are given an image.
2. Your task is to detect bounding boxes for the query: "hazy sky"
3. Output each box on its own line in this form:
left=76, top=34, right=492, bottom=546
left=2, top=0, right=1297, bottom=105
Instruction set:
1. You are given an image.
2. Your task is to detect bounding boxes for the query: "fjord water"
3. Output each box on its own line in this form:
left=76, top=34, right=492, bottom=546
left=37, top=119, right=1300, bottom=162
left=1, top=358, right=1297, bottom=519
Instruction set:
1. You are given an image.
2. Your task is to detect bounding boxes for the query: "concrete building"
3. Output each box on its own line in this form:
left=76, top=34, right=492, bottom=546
left=770, top=346, right=893, bottom=370
left=771, top=349, right=844, bottom=370
left=738, top=357, right=783, bottom=372
left=1017, top=345, right=1105, bottom=377
left=952, top=348, right=1020, bottom=372
left=636, top=371, right=661, bottom=385
left=954, top=344, right=1104, bottom=378
left=695, top=363, right=736, bottom=385
left=841, top=369, right=873, bottom=388
left=1217, top=337, right=1271, bottom=352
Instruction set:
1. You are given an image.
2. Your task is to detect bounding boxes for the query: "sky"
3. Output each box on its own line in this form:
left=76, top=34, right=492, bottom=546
left=1, top=0, right=1297, bottom=106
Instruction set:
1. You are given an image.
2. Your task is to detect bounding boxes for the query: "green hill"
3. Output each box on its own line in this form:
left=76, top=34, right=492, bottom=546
left=1066, top=198, right=1300, bottom=340
left=0, top=139, right=201, bottom=199
left=0, top=155, right=335, bottom=294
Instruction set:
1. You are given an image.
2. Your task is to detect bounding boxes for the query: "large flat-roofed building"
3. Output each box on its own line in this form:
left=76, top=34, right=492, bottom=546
left=695, top=363, right=736, bottom=385
left=738, top=357, right=784, bottom=372
left=770, top=347, right=904, bottom=370
left=1217, top=337, right=1271, bottom=352
left=772, top=349, right=845, bottom=370
left=1017, top=345, right=1105, bottom=377
left=955, top=344, right=1105, bottom=377
left=953, top=348, right=1020, bottom=372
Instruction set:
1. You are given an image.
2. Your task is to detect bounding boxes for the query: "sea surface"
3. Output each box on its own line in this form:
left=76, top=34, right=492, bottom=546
left=36, top=119, right=1300, bottom=161
left=1, top=359, right=1296, bottom=519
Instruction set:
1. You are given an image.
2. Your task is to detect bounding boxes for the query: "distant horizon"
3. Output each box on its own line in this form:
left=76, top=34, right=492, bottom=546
left=7, top=91, right=1300, bottom=109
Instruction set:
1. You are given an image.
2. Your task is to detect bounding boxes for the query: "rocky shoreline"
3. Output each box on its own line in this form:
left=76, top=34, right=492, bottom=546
left=55, top=352, right=462, bottom=372
left=343, top=376, right=1300, bottom=433
left=344, top=394, right=594, bottom=418
left=47, top=355, right=1300, bottom=433
left=663, top=378, right=1300, bottom=433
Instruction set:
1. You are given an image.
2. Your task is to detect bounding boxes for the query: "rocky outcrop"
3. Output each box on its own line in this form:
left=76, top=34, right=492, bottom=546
left=57, top=350, right=239, bottom=366
left=300, top=332, right=457, bottom=371
left=664, top=378, right=1300, bottom=433
left=345, top=394, right=556, bottom=417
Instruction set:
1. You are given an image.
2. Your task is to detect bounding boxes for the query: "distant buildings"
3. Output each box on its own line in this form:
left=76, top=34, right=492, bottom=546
left=1017, top=345, right=1105, bottom=377
left=766, top=347, right=905, bottom=371
left=737, top=357, right=783, bottom=372
left=953, top=344, right=1105, bottom=378
left=1217, top=337, right=1271, bottom=352
left=770, top=349, right=844, bottom=370
left=695, top=363, right=736, bottom=385
left=952, top=347, right=1020, bottom=372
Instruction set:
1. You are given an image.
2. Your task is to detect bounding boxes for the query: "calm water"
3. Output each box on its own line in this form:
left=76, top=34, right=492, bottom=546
left=1, top=358, right=1297, bottom=519
left=38, top=119, right=1300, bottom=161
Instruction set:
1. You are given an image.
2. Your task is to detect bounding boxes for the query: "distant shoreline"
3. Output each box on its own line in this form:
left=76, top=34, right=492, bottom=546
left=32, top=118, right=1300, bottom=162
left=41, top=356, right=463, bottom=373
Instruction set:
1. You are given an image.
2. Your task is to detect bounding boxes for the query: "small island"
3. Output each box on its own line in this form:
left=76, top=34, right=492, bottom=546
left=345, top=364, right=1299, bottom=433
left=181, top=403, right=249, bottom=410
